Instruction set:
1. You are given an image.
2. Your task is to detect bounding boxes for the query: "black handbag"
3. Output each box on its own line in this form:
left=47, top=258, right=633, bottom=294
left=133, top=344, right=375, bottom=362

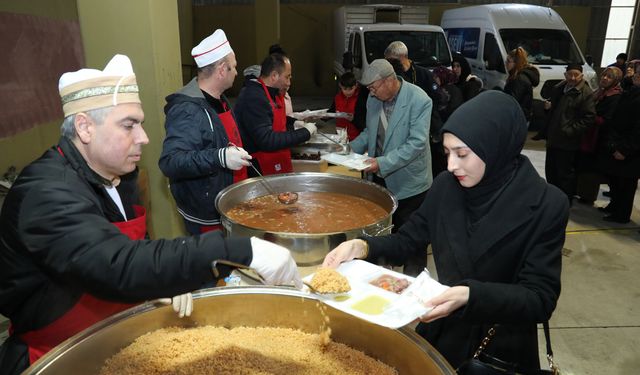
left=456, top=322, right=560, bottom=375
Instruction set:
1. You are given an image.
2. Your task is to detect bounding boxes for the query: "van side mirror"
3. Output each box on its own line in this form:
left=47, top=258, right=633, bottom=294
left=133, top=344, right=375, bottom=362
left=342, top=52, right=354, bottom=71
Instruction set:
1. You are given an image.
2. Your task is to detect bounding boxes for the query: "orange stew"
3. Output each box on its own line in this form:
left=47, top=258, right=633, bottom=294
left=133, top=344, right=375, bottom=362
left=225, top=192, right=388, bottom=233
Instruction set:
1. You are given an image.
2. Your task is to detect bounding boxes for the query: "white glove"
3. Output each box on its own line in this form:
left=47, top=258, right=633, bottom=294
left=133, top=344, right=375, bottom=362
left=294, top=120, right=317, bottom=135
left=301, top=122, right=317, bottom=136
left=223, top=146, right=252, bottom=171
left=249, top=237, right=302, bottom=288
left=157, top=292, right=193, bottom=318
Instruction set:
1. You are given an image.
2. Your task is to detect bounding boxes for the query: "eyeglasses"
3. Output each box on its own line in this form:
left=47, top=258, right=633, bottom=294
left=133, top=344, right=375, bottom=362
left=367, top=79, right=385, bottom=91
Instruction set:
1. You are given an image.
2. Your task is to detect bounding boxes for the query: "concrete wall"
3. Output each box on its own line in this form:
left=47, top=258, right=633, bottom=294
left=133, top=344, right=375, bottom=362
left=0, top=0, right=78, bottom=179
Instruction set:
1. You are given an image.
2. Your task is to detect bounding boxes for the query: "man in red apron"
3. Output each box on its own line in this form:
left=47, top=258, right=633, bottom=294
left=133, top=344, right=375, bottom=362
left=234, top=53, right=317, bottom=175
left=160, top=29, right=251, bottom=235
left=0, top=54, right=302, bottom=375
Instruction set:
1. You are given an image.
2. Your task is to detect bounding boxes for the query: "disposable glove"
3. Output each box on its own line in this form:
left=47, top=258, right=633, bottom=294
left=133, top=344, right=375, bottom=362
left=294, top=120, right=317, bottom=135
left=301, top=122, right=317, bottom=136
left=249, top=237, right=302, bottom=288
left=157, top=292, right=193, bottom=318
left=223, top=146, right=252, bottom=170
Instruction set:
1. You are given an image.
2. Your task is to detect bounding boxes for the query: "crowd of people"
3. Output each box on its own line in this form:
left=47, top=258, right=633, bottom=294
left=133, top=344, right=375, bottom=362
left=0, top=23, right=638, bottom=375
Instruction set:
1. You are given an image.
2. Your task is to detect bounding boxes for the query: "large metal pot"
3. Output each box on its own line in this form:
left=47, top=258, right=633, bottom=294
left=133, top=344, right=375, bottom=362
left=215, top=173, right=398, bottom=266
left=26, top=287, right=455, bottom=374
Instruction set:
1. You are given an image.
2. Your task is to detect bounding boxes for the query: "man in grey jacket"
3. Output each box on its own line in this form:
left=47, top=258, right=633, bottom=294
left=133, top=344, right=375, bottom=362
left=544, top=63, right=596, bottom=205
left=351, top=59, right=432, bottom=276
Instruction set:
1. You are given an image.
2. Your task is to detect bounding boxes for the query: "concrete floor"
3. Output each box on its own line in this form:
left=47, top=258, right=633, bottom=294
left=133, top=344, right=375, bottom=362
left=1, top=97, right=639, bottom=374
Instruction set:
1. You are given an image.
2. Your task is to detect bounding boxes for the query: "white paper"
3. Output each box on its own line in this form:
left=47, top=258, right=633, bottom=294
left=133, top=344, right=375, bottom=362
left=321, top=152, right=369, bottom=171
left=303, top=260, right=449, bottom=329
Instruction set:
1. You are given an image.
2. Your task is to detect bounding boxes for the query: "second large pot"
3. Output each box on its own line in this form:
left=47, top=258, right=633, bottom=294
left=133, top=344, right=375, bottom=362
left=215, top=173, right=397, bottom=266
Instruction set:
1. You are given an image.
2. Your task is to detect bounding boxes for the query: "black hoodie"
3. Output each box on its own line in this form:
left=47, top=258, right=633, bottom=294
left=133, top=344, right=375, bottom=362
left=504, top=65, right=540, bottom=120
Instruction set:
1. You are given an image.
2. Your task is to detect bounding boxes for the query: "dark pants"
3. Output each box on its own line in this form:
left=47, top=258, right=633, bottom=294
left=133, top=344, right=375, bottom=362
left=545, top=147, right=577, bottom=203
left=183, top=219, right=222, bottom=236
left=606, top=175, right=638, bottom=221
left=372, top=175, right=428, bottom=276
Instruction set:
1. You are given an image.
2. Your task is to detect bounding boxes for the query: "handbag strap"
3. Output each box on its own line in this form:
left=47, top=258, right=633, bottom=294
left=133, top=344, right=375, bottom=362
left=543, top=321, right=560, bottom=374
left=474, top=323, right=560, bottom=374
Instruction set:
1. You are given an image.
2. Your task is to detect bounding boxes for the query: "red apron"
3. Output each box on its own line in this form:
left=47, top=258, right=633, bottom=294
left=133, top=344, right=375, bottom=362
left=16, top=204, right=147, bottom=364
left=335, top=86, right=361, bottom=141
left=219, top=102, right=248, bottom=183
left=252, top=79, right=293, bottom=175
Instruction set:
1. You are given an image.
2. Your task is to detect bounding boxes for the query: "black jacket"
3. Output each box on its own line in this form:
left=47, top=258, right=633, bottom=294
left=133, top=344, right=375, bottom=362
left=504, top=66, right=540, bottom=120
left=233, top=79, right=310, bottom=166
left=0, top=137, right=252, bottom=334
left=159, top=78, right=234, bottom=225
left=365, top=157, right=568, bottom=369
left=597, top=85, right=640, bottom=177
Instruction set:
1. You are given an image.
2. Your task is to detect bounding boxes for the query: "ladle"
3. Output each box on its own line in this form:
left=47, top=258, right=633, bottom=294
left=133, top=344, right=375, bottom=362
left=316, top=131, right=351, bottom=155
left=228, top=142, right=298, bottom=204
left=247, top=162, right=299, bottom=205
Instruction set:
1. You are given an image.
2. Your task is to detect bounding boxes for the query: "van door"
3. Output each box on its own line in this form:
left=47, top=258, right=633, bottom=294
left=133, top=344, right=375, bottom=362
left=482, top=32, right=507, bottom=90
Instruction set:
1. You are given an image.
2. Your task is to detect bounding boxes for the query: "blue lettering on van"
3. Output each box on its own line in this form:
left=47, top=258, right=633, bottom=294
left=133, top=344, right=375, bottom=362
left=445, top=28, right=480, bottom=60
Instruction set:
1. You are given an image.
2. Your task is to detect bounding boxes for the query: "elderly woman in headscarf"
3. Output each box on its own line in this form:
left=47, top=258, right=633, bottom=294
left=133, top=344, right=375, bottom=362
left=596, top=62, right=640, bottom=223
left=575, top=66, right=623, bottom=205
left=323, top=91, right=569, bottom=371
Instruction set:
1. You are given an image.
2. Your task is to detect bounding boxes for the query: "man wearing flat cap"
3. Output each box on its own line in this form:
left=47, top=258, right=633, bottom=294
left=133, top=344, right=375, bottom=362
left=234, top=51, right=316, bottom=175
left=543, top=62, right=596, bottom=205
left=0, top=54, right=301, bottom=374
left=350, top=58, right=432, bottom=276
left=159, top=29, right=251, bottom=235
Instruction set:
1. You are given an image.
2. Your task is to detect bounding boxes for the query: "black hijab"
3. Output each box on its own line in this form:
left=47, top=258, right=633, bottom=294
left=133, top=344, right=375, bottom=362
left=442, top=90, right=528, bottom=225
left=452, top=52, right=472, bottom=84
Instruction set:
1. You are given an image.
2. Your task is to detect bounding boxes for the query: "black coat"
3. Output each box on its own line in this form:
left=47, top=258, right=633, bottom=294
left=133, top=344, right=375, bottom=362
left=545, top=80, right=596, bottom=151
left=0, top=137, right=252, bottom=334
left=597, top=85, right=640, bottom=177
left=504, top=66, right=540, bottom=120
left=366, top=156, right=568, bottom=369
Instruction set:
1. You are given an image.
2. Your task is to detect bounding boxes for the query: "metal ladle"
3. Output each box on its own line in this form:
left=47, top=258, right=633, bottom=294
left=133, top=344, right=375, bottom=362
left=228, top=142, right=298, bottom=205
left=247, top=163, right=299, bottom=205
left=316, top=131, right=351, bottom=155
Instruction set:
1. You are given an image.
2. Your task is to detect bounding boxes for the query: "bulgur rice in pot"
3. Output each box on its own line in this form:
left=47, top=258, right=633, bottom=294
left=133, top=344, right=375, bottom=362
left=99, top=326, right=397, bottom=375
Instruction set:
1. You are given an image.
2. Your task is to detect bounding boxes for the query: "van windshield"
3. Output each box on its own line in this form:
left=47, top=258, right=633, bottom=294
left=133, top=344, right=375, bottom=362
left=364, top=31, right=452, bottom=67
left=500, top=29, right=584, bottom=65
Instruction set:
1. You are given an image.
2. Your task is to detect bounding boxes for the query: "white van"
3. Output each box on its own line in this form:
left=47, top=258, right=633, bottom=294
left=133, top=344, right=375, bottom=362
left=335, top=5, right=452, bottom=79
left=441, top=4, right=597, bottom=101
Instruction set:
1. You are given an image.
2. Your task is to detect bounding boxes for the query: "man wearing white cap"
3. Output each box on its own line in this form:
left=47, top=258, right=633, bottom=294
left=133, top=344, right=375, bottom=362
left=159, top=29, right=251, bottom=235
left=350, top=58, right=432, bottom=276
left=234, top=52, right=316, bottom=175
left=0, top=54, right=301, bottom=374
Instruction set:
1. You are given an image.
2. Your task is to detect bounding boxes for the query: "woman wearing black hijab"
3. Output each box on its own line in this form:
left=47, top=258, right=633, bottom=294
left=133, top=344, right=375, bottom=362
left=323, top=91, right=569, bottom=371
left=452, top=52, right=483, bottom=102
